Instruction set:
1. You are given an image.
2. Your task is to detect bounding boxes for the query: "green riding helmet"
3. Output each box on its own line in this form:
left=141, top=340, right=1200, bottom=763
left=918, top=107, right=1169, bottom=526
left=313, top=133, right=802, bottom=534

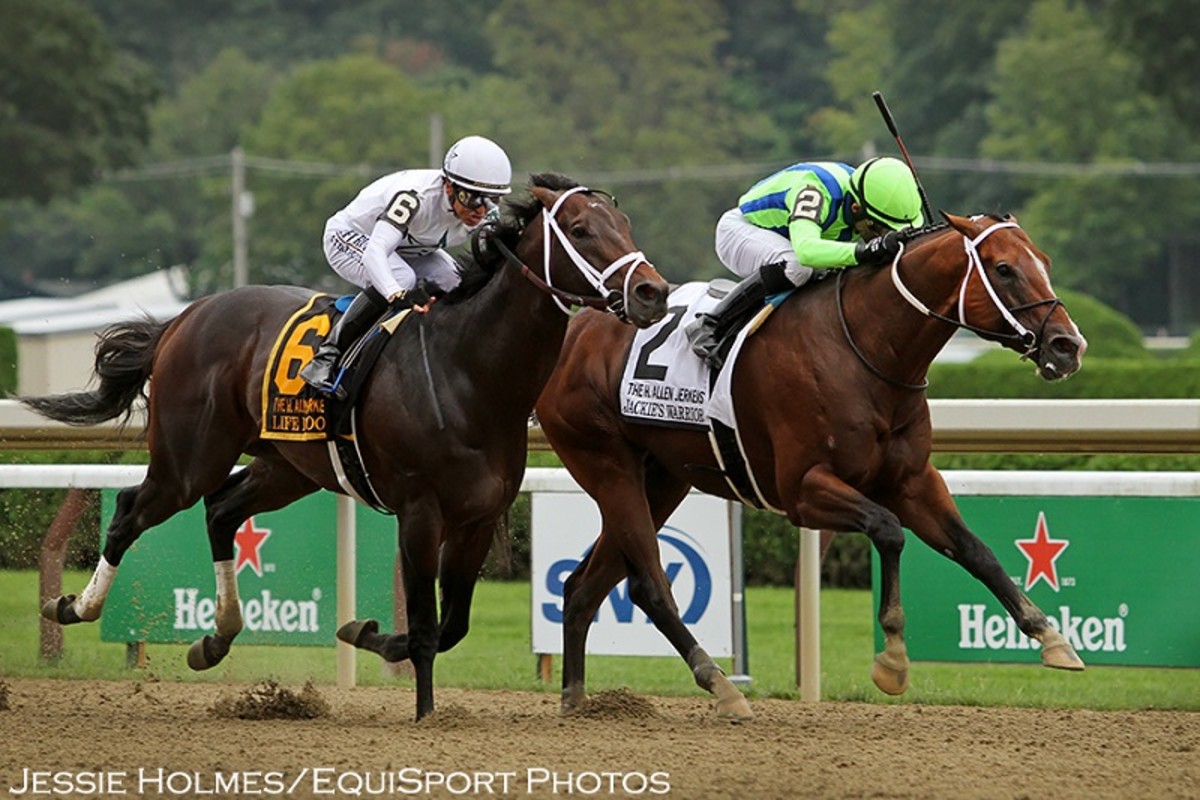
left=848, top=156, right=924, bottom=230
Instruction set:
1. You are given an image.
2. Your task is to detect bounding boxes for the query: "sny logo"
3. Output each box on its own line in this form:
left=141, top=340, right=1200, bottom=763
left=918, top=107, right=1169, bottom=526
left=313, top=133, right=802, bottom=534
left=541, top=527, right=712, bottom=624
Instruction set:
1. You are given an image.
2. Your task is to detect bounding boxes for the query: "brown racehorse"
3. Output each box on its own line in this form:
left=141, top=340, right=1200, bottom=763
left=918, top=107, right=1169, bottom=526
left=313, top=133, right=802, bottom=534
left=535, top=213, right=1087, bottom=719
left=22, top=173, right=669, bottom=720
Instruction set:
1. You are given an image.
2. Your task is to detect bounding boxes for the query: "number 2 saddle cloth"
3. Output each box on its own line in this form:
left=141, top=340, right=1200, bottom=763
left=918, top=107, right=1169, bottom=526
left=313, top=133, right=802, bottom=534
left=618, top=280, right=791, bottom=513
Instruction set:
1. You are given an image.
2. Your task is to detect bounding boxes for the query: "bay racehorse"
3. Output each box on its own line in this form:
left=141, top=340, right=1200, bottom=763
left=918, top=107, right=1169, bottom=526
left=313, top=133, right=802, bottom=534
left=535, top=213, right=1087, bottom=719
left=22, top=173, right=668, bottom=720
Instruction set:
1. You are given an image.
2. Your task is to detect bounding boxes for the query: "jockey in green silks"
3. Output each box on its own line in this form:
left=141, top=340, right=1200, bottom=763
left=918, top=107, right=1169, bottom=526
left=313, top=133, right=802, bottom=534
left=686, top=156, right=924, bottom=368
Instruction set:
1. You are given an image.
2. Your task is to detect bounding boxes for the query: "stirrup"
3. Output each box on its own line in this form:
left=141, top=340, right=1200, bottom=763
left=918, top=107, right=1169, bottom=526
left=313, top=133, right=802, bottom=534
left=685, top=315, right=722, bottom=359
left=301, top=358, right=347, bottom=400
left=314, top=377, right=348, bottom=402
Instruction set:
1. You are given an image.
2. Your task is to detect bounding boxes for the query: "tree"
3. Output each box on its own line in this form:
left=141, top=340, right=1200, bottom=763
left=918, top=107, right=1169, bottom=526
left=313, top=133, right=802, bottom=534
left=0, top=0, right=157, bottom=202
left=236, top=55, right=440, bottom=287
left=806, top=2, right=896, bottom=156
left=980, top=0, right=1200, bottom=321
left=1104, top=0, right=1200, bottom=132
left=807, top=0, right=1036, bottom=212
left=472, top=0, right=784, bottom=280
left=87, top=0, right=496, bottom=92
left=149, top=48, right=276, bottom=159
left=715, top=0, right=835, bottom=157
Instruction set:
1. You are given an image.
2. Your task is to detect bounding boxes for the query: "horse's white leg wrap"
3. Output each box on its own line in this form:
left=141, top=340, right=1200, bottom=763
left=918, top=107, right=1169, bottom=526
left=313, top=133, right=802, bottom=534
left=73, top=556, right=117, bottom=621
left=213, top=560, right=243, bottom=638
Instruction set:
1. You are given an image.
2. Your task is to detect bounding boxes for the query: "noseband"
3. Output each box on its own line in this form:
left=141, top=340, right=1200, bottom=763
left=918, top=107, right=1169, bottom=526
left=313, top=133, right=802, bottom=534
left=838, top=219, right=1062, bottom=391
left=487, top=186, right=651, bottom=321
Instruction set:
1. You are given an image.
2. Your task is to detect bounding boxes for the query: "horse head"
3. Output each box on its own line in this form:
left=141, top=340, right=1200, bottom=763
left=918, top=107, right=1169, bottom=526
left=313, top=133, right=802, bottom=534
left=520, top=176, right=668, bottom=327
left=938, top=213, right=1087, bottom=381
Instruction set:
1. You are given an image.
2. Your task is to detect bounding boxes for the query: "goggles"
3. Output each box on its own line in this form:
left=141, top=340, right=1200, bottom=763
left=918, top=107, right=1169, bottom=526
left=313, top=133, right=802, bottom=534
left=452, top=185, right=497, bottom=211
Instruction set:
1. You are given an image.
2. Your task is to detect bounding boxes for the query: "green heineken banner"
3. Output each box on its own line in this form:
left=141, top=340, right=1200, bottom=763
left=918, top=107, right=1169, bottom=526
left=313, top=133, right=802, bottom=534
left=99, top=491, right=396, bottom=646
left=874, top=494, right=1200, bottom=667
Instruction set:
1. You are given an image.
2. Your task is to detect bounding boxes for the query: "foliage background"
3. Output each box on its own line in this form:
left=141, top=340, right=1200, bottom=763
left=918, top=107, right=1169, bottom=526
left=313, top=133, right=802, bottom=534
left=1, top=0, right=1199, bottom=332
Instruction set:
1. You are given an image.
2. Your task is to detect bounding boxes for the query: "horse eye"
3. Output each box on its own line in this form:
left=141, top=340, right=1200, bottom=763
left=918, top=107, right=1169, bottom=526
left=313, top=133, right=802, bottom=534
left=995, top=262, right=1014, bottom=279
left=571, top=225, right=589, bottom=238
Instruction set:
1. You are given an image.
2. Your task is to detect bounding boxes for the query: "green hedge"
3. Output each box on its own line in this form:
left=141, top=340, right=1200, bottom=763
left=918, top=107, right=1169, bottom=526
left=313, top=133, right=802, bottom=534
left=0, top=451, right=143, bottom=570
left=928, top=358, right=1200, bottom=398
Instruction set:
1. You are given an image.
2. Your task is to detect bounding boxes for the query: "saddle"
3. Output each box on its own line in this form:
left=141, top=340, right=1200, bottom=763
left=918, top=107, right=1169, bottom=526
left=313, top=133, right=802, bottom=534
left=260, top=294, right=410, bottom=513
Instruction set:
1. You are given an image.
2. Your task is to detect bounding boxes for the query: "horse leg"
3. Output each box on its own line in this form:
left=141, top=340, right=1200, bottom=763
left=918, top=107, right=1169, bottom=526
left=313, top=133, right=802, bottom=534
left=559, top=533, right=630, bottom=714
left=336, top=501, right=443, bottom=720
left=187, top=458, right=319, bottom=670
left=43, top=468, right=218, bottom=625
left=892, top=465, right=1084, bottom=671
left=625, top=461, right=752, bottom=720
left=560, top=461, right=752, bottom=719
left=435, top=519, right=499, bottom=653
left=398, top=510, right=442, bottom=720
left=795, top=467, right=911, bottom=695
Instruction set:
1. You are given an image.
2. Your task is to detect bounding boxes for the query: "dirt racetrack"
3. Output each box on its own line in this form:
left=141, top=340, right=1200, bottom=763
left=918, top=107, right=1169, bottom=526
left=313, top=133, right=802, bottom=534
left=1, top=678, right=1196, bottom=799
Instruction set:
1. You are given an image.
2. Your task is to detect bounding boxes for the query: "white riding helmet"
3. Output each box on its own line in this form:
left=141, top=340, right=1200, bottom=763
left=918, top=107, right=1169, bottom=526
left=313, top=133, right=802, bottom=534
left=442, top=135, right=512, bottom=196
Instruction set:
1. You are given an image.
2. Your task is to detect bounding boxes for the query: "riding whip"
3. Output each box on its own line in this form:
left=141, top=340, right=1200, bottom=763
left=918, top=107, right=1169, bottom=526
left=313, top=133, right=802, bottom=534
left=872, top=90, right=933, bottom=226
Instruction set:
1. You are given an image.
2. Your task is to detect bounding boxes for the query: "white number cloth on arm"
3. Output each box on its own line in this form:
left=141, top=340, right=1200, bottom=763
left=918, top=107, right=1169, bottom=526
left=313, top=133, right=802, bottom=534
left=322, top=168, right=482, bottom=296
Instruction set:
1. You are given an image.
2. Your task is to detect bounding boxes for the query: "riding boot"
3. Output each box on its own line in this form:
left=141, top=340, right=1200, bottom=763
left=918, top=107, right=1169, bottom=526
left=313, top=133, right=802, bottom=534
left=300, top=288, right=387, bottom=398
left=685, top=262, right=793, bottom=368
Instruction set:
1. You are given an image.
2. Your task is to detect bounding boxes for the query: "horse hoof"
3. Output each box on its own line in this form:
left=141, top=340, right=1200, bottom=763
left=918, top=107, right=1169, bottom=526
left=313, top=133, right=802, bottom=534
left=187, top=635, right=229, bottom=671
left=336, top=619, right=378, bottom=648
left=714, top=695, right=754, bottom=721
left=42, top=595, right=82, bottom=625
left=560, top=687, right=587, bottom=716
left=871, top=655, right=910, bottom=696
left=709, top=673, right=754, bottom=721
left=1041, top=642, right=1086, bottom=671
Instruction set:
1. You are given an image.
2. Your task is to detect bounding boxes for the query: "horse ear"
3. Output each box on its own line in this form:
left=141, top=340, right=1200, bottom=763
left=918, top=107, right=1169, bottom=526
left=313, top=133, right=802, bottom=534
left=530, top=186, right=557, bottom=208
left=941, top=212, right=974, bottom=237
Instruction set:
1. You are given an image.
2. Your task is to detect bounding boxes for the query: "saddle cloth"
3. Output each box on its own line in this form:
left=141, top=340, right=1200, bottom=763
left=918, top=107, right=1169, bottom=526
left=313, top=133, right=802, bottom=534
left=619, top=280, right=789, bottom=512
left=620, top=281, right=771, bottom=432
left=261, top=293, right=339, bottom=441
left=259, top=293, right=411, bottom=514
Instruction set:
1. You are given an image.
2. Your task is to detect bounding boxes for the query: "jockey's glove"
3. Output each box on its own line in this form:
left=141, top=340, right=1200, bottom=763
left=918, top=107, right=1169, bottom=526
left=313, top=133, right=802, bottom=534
left=854, top=230, right=901, bottom=266
left=390, top=280, right=433, bottom=309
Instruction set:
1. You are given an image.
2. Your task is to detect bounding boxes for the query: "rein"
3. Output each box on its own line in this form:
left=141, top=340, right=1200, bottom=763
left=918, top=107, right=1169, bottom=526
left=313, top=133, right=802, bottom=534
left=837, top=270, right=929, bottom=391
left=487, top=186, right=650, bottom=321
left=838, top=219, right=1061, bottom=391
left=890, top=221, right=1061, bottom=356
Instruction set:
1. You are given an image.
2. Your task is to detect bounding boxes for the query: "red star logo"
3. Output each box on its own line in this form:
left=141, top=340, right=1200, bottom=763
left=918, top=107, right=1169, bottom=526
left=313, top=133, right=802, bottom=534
left=1015, top=512, right=1069, bottom=592
left=234, top=517, right=272, bottom=577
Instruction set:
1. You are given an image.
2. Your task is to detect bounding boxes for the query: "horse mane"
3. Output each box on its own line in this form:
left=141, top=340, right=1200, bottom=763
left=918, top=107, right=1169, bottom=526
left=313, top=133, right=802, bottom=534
left=897, top=211, right=1014, bottom=248
left=443, top=173, right=582, bottom=305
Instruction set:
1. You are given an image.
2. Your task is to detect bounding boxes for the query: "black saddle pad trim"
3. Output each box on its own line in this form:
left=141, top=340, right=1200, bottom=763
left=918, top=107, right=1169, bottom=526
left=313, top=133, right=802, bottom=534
left=709, top=418, right=763, bottom=510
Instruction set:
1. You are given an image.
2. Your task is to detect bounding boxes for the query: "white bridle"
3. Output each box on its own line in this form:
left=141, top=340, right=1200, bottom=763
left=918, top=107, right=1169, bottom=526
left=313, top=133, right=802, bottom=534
left=542, top=186, right=650, bottom=316
left=890, top=219, right=1039, bottom=348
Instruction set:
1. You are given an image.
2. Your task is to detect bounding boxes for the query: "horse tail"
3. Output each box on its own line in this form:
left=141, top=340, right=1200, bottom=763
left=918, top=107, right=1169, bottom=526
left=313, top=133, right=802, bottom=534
left=19, top=317, right=171, bottom=426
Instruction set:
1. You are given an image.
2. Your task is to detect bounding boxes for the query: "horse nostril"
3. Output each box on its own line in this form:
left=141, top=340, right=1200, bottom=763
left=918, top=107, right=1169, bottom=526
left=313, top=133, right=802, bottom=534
left=635, top=282, right=667, bottom=306
left=1051, top=335, right=1081, bottom=359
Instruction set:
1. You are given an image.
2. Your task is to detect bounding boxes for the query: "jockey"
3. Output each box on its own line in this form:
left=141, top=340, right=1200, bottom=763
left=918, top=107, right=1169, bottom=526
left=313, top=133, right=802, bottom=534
left=301, top=135, right=512, bottom=396
left=685, top=156, right=924, bottom=367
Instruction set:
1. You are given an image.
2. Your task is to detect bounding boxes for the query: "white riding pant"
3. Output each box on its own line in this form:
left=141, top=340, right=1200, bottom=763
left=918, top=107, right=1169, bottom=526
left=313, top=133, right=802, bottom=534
left=714, top=208, right=813, bottom=287
left=323, top=229, right=462, bottom=294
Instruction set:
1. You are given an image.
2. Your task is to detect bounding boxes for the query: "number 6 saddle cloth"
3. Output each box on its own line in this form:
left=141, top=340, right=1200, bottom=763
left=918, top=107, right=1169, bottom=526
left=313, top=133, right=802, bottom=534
left=259, top=292, right=410, bottom=513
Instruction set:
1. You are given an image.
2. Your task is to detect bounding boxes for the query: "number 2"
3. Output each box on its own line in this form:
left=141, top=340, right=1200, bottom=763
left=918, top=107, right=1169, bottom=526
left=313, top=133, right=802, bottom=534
left=789, top=187, right=824, bottom=223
